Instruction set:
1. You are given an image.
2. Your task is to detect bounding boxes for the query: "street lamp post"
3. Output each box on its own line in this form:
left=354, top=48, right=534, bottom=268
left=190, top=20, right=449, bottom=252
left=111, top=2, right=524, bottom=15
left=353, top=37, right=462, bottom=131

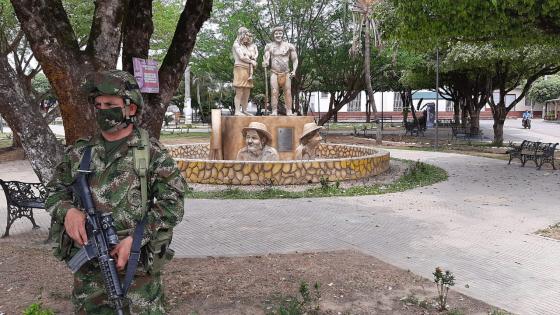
left=435, top=47, right=440, bottom=150
left=317, top=92, right=321, bottom=123
left=381, top=91, right=384, bottom=131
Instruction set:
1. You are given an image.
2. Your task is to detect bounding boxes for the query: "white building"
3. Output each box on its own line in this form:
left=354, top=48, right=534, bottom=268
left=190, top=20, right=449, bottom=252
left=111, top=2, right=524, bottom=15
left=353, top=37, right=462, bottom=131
left=305, top=88, right=532, bottom=121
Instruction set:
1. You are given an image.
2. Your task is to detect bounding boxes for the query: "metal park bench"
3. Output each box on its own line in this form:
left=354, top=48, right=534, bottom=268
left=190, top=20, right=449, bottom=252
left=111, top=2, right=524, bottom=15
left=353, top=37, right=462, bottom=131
left=507, top=141, right=558, bottom=170
left=0, top=179, right=46, bottom=237
left=451, top=126, right=484, bottom=141
left=404, top=121, right=424, bottom=136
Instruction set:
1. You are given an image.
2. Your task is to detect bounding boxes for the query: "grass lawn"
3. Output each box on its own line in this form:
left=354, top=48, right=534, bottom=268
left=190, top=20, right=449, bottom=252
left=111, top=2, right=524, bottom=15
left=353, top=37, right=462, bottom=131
left=0, top=133, right=12, bottom=149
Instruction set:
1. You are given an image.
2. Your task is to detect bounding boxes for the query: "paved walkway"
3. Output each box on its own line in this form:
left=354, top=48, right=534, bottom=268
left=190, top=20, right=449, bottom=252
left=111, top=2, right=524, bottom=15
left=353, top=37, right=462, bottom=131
left=479, top=119, right=560, bottom=144
left=1, top=150, right=560, bottom=314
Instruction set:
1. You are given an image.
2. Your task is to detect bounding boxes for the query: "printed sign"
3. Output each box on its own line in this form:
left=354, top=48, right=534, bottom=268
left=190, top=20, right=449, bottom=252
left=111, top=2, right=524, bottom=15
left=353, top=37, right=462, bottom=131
left=132, top=57, right=160, bottom=93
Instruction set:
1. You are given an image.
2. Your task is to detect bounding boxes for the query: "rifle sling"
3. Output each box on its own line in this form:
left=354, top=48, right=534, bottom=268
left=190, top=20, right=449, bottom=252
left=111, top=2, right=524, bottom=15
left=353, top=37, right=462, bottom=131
left=123, top=129, right=150, bottom=294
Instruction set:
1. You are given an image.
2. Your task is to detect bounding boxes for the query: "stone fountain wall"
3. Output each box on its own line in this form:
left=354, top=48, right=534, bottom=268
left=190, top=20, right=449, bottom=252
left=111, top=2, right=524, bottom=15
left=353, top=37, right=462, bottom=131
left=168, top=143, right=390, bottom=185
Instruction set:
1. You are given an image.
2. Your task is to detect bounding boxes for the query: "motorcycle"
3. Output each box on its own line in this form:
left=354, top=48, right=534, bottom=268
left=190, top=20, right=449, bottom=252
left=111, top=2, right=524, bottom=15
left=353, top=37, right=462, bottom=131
left=522, top=117, right=531, bottom=129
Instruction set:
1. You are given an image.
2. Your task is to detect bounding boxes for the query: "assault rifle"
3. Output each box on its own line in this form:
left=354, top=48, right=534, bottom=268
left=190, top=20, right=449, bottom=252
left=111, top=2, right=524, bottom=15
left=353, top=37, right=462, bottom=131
left=67, top=153, right=126, bottom=315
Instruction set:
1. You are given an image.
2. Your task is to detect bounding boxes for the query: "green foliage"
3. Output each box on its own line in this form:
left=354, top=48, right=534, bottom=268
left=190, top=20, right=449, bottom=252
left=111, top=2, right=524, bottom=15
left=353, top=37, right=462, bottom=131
left=23, top=303, right=55, bottom=315
left=192, top=0, right=379, bottom=103
left=0, top=0, right=19, bottom=46
left=266, top=280, right=321, bottom=315
left=433, top=267, right=455, bottom=311
left=390, top=0, right=559, bottom=49
left=319, top=177, right=339, bottom=191
left=151, top=0, right=184, bottom=61
left=528, top=75, right=560, bottom=103
left=400, top=294, right=430, bottom=309
left=63, top=0, right=94, bottom=45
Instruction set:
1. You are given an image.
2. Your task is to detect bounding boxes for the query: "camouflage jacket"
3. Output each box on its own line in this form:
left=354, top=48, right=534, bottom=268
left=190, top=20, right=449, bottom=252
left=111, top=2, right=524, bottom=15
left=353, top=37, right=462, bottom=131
left=45, top=128, right=186, bottom=272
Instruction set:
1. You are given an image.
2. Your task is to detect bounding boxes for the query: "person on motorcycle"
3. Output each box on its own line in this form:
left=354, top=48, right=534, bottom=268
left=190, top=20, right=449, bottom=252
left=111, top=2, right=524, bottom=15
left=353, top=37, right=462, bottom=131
left=522, top=110, right=532, bottom=129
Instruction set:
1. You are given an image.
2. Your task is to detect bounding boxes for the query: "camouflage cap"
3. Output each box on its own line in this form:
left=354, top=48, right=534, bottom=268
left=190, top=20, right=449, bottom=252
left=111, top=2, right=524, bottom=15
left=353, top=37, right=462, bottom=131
left=84, top=70, right=144, bottom=113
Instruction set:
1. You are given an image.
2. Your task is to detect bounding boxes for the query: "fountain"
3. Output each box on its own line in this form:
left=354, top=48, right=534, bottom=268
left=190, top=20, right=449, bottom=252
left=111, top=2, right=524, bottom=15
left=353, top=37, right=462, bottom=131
left=168, top=25, right=390, bottom=185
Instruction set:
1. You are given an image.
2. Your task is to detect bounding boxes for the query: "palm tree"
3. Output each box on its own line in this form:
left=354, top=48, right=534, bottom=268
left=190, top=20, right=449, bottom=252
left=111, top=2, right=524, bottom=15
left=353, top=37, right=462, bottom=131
left=350, top=0, right=383, bottom=144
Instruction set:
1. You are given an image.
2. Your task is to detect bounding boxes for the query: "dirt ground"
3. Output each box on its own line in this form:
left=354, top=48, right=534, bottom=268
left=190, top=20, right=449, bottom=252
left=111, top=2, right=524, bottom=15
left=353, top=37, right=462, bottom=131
left=0, top=232, right=501, bottom=315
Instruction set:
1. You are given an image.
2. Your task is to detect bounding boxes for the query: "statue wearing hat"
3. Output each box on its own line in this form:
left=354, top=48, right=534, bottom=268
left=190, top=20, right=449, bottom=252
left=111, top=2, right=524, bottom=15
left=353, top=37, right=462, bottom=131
left=237, top=122, right=279, bottom=161
left=262, top=26, right=298, bottom=116
left=295, top=122, right=323, bottom=160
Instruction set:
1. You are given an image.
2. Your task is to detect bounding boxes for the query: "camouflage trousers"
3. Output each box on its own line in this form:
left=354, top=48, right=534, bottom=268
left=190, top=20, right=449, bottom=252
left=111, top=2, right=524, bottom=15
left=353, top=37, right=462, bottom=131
left=72, top=265, right=166, bottom=315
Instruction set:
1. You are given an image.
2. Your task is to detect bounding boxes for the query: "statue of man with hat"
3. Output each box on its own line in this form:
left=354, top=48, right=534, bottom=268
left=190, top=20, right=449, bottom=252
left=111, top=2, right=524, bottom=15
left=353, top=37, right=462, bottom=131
left=295, top=122, right=323, bottom=160
left=262, top=26, right=298, bottom=116
left=237, top=121, right=279, bottom=161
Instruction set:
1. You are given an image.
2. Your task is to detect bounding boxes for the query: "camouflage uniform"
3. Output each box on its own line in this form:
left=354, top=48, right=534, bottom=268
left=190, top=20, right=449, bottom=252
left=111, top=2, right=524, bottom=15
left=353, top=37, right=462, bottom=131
left=45, top=71, right=186, bottom=314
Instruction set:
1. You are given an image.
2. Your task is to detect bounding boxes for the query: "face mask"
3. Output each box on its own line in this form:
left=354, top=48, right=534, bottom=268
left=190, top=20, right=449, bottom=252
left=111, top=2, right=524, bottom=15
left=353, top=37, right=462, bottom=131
left=96, top=107, right=125, bottom=131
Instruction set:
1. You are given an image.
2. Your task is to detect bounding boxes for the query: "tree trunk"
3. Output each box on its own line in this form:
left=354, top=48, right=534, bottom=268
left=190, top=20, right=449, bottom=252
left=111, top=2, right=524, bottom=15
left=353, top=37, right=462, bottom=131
left=365, top=92, right=371, bottom=123
left=410, top=98, right=419, bottom=128
left=461, top=105, right=469, bottom=128
left=11, top=0, right=212, bottom=142
left=303, top=91, right=311, bottom=116
left=363, top=20, right=381, bottom=144
left=318, top=91, right=360, bottom=125
left=139, top=0, right=213, bottom=138
left=0, top=54, right=64, bottom=183
left=491, top=103, right=507, bottom=146
left=469, top=109, right=480, bottom=135
left=453, top=100, right=461, bottom=125
left=294, top=92, right=300, bottom=115
left=11, top=132, right=22, bottom=148
left=10, top=0, right=127, bottom=144
left=122, top=0, right=154, bottom=73
left=466, top=100, right=481, bottom=134
left=492, top=108, right=507, bottom=146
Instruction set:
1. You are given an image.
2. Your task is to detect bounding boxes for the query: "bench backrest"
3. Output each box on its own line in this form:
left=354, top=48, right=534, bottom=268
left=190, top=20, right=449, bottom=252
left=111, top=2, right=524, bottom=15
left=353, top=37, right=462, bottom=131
left=540, top=142, right=559, bottom=153
left=0, top=180, right=46, bottom=204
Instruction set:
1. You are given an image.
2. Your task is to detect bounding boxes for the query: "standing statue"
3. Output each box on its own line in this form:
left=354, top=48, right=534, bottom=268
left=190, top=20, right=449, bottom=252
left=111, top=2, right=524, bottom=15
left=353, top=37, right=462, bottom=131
left=295, top=122, right=323, bottom=160
left=237, top=122, right=279, bottom=161
left=233, top=27, right=258, bottom=116
left=262, top=26, right=298, bottom=116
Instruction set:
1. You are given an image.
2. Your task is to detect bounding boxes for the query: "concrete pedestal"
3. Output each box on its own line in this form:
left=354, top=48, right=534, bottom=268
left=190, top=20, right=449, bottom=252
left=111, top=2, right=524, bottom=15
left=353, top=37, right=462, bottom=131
left=213, top=115, right=315, bottom=160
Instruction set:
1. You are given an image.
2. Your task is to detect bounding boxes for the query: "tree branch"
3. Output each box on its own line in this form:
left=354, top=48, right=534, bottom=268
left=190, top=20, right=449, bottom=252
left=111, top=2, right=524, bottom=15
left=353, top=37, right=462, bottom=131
left=10, top=0, right=81, bottom=68
left=85, top=0, right=128, bottom=69
left=122, top=0, right=153, bottom=73
left=156, top=0, right=213, bottom=103
left=4, top=30, right=24, bottom=56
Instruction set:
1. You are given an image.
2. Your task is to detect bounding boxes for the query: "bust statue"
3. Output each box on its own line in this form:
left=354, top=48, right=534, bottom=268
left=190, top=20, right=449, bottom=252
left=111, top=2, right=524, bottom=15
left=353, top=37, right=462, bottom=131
left=262, top=26, right=298, bottom=116
left=295, top=122, right=323, bottom=160
left=236, top=122, right=279, bottom=161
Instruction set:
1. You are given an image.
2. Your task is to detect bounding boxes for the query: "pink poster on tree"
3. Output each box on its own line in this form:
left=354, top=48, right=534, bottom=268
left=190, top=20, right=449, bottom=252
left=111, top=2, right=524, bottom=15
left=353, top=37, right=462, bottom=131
left=133, top=57, right=160, bottom=93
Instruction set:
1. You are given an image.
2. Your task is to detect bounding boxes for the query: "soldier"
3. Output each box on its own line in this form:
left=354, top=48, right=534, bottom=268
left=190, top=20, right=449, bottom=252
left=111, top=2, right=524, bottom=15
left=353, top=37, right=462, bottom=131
left=45, top=70, right=186, bottom=314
